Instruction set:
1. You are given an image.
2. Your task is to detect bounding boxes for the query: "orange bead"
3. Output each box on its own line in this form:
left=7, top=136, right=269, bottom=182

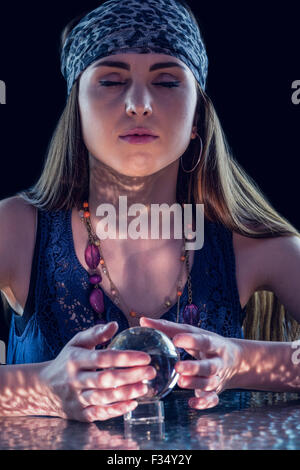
left=130, top=311, right=137, bottom=318
left=83, top=202, right=89, bottom=208
left=177, top=290, right=183, bottom=297
left=100, top=259, right=105, bottom=265
left=84, top=211, right=90, bottom=218
left=180, top=256, right=186, bottom=261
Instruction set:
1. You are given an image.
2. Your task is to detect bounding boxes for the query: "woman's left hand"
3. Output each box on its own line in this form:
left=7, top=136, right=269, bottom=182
left=139, top=317, right=242, bottom=410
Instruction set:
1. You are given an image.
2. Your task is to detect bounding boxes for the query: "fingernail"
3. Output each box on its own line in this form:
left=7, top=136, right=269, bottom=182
left=96, top=323, right=110, bottom=333
left=101, top=322, right=117, bottom=330
left=146, top=367, right=156, bottom=379
left=189, top=398, right=198, bottom=408
left=129, top=401, right=138, bottom=411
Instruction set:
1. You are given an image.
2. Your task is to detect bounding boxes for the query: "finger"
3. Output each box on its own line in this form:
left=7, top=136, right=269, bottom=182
left=77, top=365, right=156, bottom=389
left=69, top=322, right=119, bottom=349
left=82, top=400, right=139, bottom=422
left=68, top=349, right=151, bottom=370
left=173, top=333, right=219, bottom=355
left=80, top=382, right=149, bottom=406
left=175, top=358, right=223, bottom=377
left=179, top=348, right=202, bottom=359
left=177, top=374, right=221, bottom=391
left=140, top=318, right=209, bottom=359
left=140, top=317, right=201, bottom=338
left=189, top=391, right=219, bottom=410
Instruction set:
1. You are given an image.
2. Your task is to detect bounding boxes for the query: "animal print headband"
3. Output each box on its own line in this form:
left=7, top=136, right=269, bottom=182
left=61, top=0, right=209, bottom=96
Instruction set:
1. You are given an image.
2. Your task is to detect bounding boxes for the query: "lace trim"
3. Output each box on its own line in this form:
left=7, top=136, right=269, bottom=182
left=9, top=210, right=245, bottom=363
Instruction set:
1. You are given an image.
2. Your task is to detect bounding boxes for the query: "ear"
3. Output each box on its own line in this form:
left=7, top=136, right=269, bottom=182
left=191, top=107, right=199, bottom=139
left=192, top=86, right=201, bottom=138
left=191, top=125, right=198, bottom=139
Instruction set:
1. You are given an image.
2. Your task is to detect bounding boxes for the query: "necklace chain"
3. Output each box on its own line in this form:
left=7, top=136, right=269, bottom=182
left=79, top=201, right=194, bottom=324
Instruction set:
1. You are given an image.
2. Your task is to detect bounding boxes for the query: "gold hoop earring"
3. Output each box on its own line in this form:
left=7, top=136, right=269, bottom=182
left=180, top=133, right=203, bottom=173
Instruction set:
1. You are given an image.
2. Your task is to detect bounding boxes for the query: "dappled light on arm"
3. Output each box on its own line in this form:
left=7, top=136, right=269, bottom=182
left=0, top=367, right=63, bottom=418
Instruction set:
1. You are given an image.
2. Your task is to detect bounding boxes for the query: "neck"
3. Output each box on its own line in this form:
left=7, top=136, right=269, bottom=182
left=88, top=153, right=179, bottom=208
left=87, top=154, right=183, bottom=245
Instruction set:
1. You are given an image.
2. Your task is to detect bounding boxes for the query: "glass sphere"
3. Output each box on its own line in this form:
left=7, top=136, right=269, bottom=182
left=107, top=327, right=180, bottom=401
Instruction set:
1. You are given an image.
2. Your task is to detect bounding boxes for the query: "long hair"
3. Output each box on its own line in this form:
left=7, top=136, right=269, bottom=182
left=4, top=1, right=300, bottom=341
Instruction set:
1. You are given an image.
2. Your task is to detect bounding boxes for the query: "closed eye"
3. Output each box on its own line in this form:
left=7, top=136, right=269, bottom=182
left=99, top=81, right=181, bottom=88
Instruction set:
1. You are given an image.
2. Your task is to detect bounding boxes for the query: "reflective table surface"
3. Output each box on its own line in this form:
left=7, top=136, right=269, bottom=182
left=0, top=389, right=300, bottom=450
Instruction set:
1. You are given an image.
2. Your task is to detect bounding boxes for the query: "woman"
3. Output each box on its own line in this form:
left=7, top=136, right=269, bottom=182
left=0, top=0, right=299, bottom=422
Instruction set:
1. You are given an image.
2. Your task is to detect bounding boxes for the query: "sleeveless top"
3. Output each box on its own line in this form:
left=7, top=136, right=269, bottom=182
left=6, top=208, right=247, bottom=364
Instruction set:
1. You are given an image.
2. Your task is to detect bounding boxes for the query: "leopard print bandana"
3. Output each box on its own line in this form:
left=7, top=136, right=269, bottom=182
left=61, top=0, right=208, bottom=96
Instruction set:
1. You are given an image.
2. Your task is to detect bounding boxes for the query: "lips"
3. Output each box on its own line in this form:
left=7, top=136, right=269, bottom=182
left=120, top=127, right=158, bottom=137
left=119, top=135, right=159, bottom=144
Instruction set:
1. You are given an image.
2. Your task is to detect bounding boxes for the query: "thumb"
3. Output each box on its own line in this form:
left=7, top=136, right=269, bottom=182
left=69, top=322, right=119, bottom=349
left=140, top=317, right=198, bottom=338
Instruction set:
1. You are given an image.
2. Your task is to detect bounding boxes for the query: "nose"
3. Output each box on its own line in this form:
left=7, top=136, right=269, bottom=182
left=125, top=84, right=153, bottom=116
left=126, top=102, right=152, bottom=116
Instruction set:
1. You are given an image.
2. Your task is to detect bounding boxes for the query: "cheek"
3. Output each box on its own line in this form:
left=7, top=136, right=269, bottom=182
left=79, top=87, right=105, bottom=132
left=166, top=90, right=195, bottom=129
left=79, top=102, right=107, bottom=146
left=169, top=100, right=194, bottom=140
left=81, top=114, right=98, bottom=149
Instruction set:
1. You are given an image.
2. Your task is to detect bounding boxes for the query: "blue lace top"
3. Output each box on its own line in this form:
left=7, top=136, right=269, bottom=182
left=6, top=208, right=246, bottom=364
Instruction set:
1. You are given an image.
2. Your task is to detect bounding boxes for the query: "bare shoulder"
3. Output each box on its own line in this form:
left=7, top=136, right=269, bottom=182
left=233, top=230, right=300, bottom=260
left=232, top=231, right=278, bottom=308
left=0, top=195, right=37, bottom=234
left=0, top=196, right=37, bottom=307
left=0, top=194, right=36, bottom=213
left=233, top=230, right=300, bottom=293
left=234, top=231, right=300, bottom=321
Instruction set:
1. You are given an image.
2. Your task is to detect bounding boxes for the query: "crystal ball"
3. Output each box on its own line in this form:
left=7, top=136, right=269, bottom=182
left=107, top=327, right=180, bottom=401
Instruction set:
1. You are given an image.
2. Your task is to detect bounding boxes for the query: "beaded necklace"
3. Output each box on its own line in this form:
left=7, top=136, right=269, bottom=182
left=79, top=201, right=201, bottom=327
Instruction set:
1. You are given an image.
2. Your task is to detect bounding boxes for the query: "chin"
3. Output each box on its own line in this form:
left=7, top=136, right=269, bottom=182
left=121, top=159, right=160, bottom=177
left=122, top=168, right=157, bottom=177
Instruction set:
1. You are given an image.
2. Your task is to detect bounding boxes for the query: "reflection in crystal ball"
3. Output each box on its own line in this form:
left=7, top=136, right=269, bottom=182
left=107, top=327, right=180, bottom=401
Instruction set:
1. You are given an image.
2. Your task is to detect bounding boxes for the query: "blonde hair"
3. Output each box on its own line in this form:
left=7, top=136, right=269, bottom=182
left=4, top=2, right=300, bottom=342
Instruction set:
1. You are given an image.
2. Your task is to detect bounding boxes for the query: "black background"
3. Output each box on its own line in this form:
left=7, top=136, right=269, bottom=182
left=0, top=1, right=299, bottom=344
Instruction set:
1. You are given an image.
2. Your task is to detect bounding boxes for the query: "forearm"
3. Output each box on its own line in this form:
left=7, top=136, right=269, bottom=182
left=228, top=338, right=300, bottom=392
left=0, top=362, right=61, bottom=417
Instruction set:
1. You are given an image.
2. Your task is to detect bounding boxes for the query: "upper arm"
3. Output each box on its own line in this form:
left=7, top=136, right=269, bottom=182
left=0, top=196, right=36, bottom=292
left=259, top=235, right=300, bottom=323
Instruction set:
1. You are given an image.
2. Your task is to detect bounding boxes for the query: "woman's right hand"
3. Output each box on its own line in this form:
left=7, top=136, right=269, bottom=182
left=39, top=322, right=156, bottom=422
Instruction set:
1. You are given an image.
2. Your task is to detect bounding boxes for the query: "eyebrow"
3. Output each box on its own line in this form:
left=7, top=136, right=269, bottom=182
left=92, top=60, right=186, bottom=72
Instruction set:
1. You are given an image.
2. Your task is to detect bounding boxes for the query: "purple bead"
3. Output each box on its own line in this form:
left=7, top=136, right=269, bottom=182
left=85, top=243, right=100, bottom=270
left=183, top=304, right=201, bottom=326
left=89, top=274, right=102, bottom=285
left=89, top=287, right=104, bottom=314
